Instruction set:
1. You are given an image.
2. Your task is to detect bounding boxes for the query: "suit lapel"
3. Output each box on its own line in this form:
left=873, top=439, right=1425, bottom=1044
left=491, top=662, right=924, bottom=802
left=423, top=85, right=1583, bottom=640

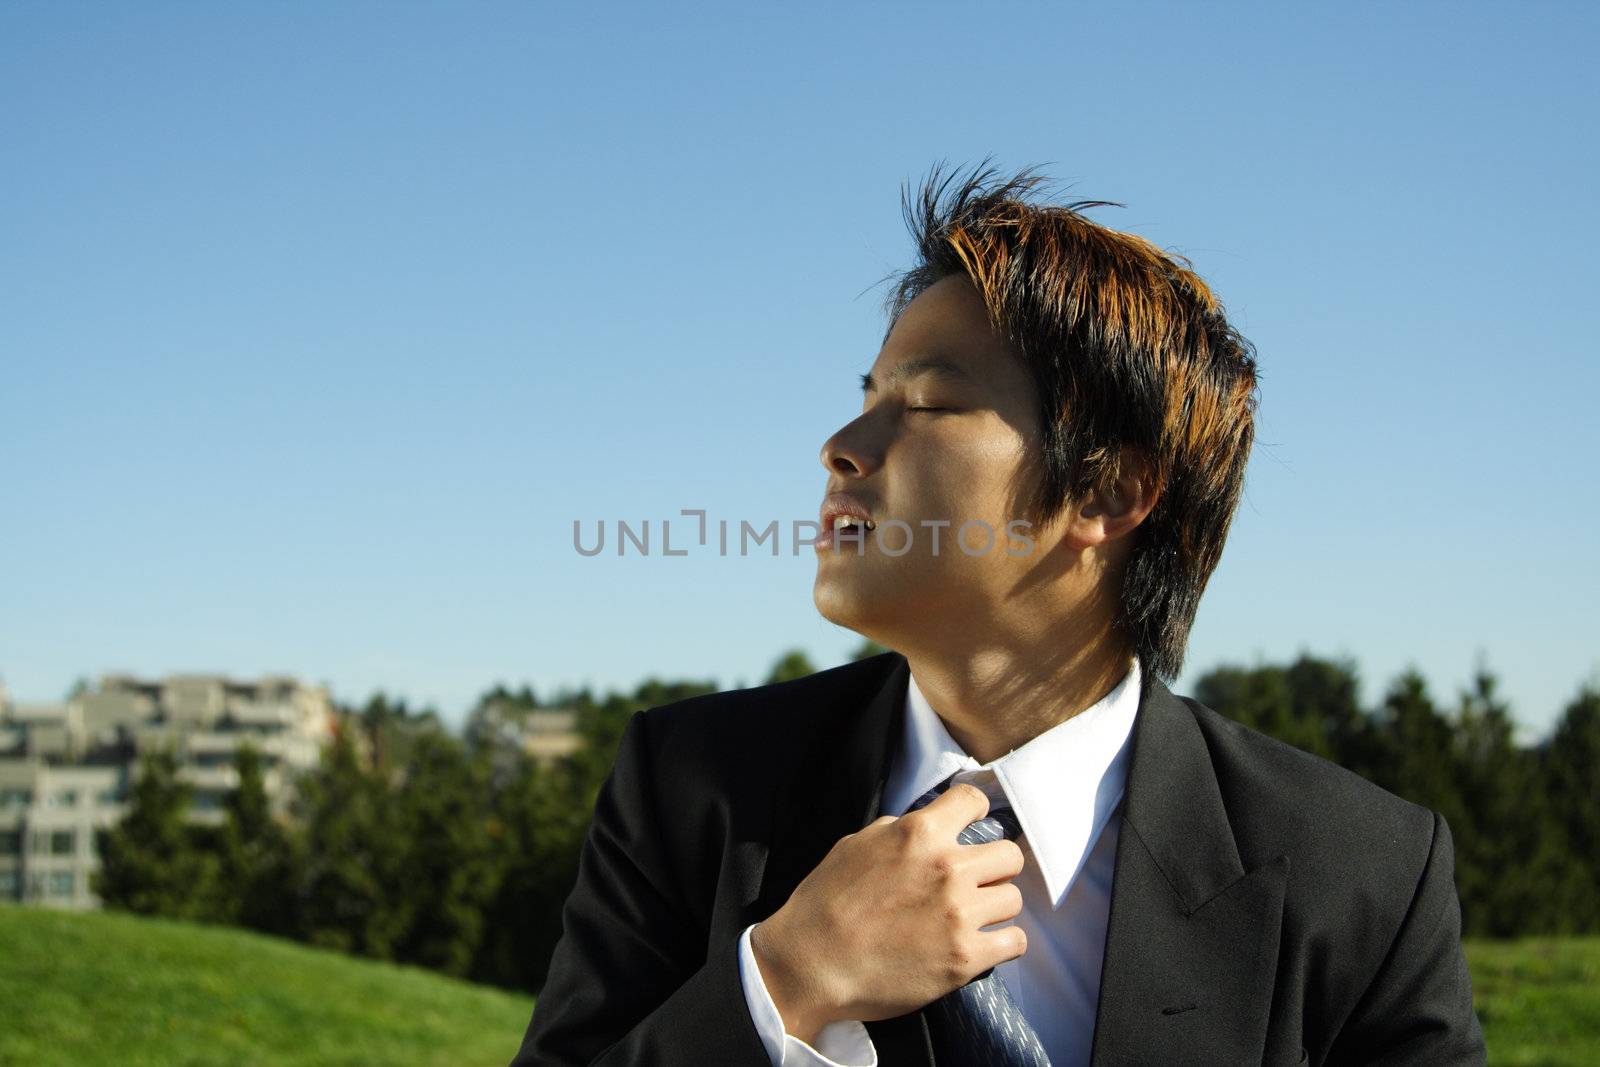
left=757, top=652, right=908, bottom=913
left=1089, top=673, right=1288, bottom=1066
left=755, top=652, right=936, bottom=1066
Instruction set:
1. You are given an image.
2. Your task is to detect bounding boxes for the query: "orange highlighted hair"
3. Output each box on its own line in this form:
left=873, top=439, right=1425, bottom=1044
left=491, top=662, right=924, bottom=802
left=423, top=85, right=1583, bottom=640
left=882, top=160, right=1261, bottom=683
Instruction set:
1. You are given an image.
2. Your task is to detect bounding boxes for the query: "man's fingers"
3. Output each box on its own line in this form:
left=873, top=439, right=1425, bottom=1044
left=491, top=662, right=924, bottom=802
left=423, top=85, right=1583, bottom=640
left=979, top=923, right=1028, bottom=967
left=917, top=781, right=991, bottom=836
left=972, top=881, right=1025, bottom=927
left=967, top=838, right=1026, bottom=887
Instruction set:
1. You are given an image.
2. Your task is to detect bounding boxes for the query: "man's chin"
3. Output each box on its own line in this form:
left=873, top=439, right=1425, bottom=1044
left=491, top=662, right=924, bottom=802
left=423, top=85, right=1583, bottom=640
left=812, top=567, right=905, bottom=635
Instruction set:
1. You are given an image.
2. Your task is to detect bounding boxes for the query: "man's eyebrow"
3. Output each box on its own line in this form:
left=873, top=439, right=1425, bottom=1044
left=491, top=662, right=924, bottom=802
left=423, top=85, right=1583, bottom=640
left=858, top=357, right=975, bottom=393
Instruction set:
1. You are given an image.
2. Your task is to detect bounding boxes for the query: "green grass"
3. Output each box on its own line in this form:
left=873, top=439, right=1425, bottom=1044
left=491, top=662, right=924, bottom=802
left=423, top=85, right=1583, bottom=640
left=1468, top=937, right=1600, bottom=1066
left=0, top=903, right=535, bottom=1067
left=3, top=905, right=1596, bottom=1065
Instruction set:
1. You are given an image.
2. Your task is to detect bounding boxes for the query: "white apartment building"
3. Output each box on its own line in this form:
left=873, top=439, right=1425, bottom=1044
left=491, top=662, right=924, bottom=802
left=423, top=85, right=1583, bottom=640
left=0, top=759, right=125, bottom=909
left=0, top=673, right=336, bottom=907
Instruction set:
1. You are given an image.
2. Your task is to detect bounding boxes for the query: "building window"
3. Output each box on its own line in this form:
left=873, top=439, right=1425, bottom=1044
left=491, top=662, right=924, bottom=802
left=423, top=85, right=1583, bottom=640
left=51, top=789, right=79, bottom=808
left=96, top=789, right=121, bottom=806
left=50, top=830, right=75, bottom=856
left=192, top=791, right=226, bottom=813
left=48, top=870, right=74, bottom=897
left=0, top=870, right=17, bottom=897
left=0, top=789, right=31, bottom=808
left=0, top=831, right=19, bottom=856
left=93, top=829, right=110, bottom=857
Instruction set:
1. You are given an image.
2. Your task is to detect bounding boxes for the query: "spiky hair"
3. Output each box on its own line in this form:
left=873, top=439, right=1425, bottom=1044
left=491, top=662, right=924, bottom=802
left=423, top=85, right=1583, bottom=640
left=882, top=159, right=1261, bottom=683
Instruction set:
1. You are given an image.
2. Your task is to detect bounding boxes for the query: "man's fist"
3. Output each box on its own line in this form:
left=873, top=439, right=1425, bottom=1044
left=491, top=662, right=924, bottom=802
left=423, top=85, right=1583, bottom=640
left=750, top=782, right=1028, bottom=1044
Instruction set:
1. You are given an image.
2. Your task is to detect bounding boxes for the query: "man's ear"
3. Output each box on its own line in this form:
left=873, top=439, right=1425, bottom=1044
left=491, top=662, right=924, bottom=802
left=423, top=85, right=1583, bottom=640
left=1071, top=447, right=1160, bottom=547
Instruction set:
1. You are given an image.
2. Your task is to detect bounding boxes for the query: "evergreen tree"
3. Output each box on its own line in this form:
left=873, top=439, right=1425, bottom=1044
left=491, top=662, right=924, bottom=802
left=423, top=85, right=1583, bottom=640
left=93, top=747, right=221, bottom=919
left=288, top=724, right=412, bottom=959
left=1449, top=662, right=1579, bottom=935
left=474, top=753, right=590, bottom=991
left=392, top=731, right=501, bottom=976
left=1194, top=661, right=1330, bottom=757
left=1541, top=681, right=1600, bottom=932
left=1370, top=668, right=1468, bottom=835
left=215, top=741, right=296, bottom=934
left=355, top=692, right=445, bottom=771
left=766, top=649, right=816, bottom=685
left=1283, top=654, right=1382, bottom=775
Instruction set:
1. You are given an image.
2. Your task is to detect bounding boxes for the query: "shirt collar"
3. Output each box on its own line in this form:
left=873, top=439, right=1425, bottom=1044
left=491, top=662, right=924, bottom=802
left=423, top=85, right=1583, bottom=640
left=880, top=654, right=1142, bottom=909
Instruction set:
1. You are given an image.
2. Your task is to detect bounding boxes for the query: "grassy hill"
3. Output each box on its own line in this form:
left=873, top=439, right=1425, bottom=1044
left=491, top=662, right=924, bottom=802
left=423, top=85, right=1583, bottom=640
left=1466, top=937, right=1600, bottom=1066
left=3, top=904, right=1597, bottom=1065
left=0, top=904, right=534, bottom=1067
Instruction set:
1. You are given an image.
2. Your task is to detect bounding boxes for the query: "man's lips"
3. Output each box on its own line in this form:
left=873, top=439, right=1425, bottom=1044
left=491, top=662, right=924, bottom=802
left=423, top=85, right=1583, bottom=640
left=816, top=492, right=877, bottom=548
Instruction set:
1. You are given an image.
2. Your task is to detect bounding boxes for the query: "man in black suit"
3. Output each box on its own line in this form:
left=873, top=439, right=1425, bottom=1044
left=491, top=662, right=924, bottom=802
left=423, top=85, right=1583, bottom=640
left=511, top=164, right=1485, bottom=1066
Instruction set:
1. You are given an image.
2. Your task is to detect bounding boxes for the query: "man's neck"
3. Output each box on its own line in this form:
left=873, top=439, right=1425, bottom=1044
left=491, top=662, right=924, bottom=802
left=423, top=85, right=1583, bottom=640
left=901, top=631, right=1135, bottom=765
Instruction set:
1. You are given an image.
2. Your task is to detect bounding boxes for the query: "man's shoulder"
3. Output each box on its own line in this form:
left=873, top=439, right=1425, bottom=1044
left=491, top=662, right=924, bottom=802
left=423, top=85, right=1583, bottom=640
left=1175, top=694, right=1439, bottom=889
left=1168, top=694, right=1476, bottom=1048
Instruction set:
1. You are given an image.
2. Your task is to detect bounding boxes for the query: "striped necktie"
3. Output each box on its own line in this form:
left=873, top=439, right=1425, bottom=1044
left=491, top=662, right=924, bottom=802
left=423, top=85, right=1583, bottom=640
left=906, top=776, right=1052, bottom=1066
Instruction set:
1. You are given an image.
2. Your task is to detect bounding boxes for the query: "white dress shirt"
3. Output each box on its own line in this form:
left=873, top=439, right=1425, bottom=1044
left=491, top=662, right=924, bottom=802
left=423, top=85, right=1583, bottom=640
left=738, top=654, right=1143, bottom=1067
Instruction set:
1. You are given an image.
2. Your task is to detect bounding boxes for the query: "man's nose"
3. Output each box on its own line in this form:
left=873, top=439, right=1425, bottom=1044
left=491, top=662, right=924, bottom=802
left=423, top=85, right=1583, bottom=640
left=820, top=418, right=879, bottom=477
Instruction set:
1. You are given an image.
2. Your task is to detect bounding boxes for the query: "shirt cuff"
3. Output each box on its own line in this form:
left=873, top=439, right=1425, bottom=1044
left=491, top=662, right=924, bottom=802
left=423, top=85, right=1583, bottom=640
left=736, top=922, right=878, bottom=1067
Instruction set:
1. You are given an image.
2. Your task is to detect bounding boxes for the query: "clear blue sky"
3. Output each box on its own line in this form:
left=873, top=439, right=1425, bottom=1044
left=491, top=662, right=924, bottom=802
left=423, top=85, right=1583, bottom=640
left=3, top=3, right=1595, bottom=739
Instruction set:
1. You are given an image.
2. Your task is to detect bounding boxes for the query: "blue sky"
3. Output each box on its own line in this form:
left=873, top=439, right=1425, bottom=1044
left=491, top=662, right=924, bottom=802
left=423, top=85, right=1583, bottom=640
left=2, top=3, right=1595, bottom=738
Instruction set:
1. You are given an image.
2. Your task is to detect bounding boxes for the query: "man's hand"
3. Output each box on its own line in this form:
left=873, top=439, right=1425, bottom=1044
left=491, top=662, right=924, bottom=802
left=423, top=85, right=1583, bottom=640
left=750, top=782, right=1028, bottom=1044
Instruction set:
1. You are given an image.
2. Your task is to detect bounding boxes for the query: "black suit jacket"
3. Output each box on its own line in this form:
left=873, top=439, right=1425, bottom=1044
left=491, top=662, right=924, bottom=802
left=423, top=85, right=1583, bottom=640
left=511, top=651, right=1486, bottom=1066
